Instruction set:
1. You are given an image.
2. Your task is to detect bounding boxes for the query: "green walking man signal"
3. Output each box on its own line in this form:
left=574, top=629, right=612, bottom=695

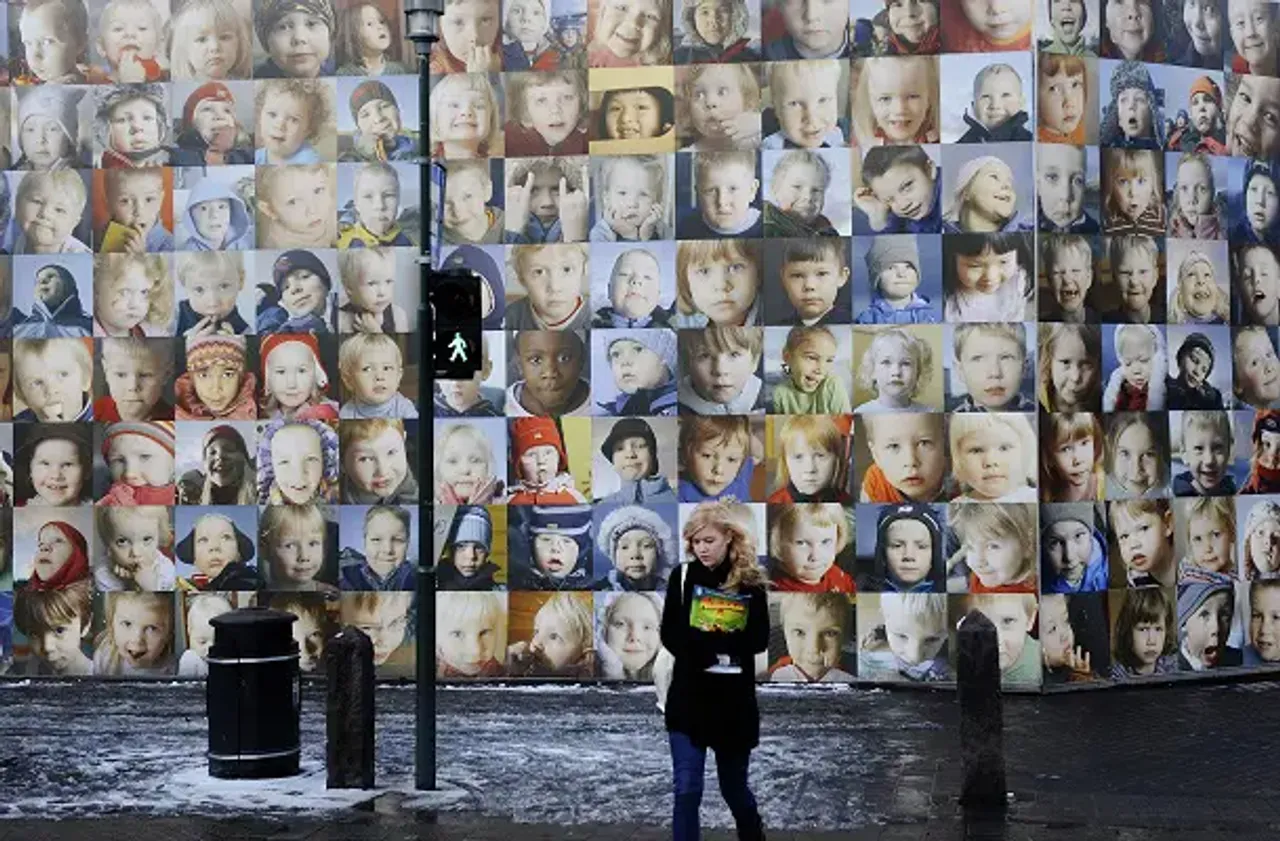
left=429, top=267, right=483, bottom=379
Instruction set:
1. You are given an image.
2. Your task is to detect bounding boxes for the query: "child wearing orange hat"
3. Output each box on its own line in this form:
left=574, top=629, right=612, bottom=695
left=1167, top=76, right=1227, bottom=155
left=507, top=417, right=588, bottom=505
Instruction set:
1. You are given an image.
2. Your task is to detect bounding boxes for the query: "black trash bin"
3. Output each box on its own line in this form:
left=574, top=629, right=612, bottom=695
left=206, top=607, right=301, bottom=779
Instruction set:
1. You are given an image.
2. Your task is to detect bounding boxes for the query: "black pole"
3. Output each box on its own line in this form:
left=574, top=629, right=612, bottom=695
left=405, top=0, right=442, bottom=792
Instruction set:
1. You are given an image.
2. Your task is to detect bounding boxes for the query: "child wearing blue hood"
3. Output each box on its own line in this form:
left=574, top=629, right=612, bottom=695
left=13, top=264, right=92, bottom=338
left=257, top=249, right=335, bottom=334
left=182, top=177, right=253, bottom=251
left=1040, top=503, right=1110, bottom=594
left=863, top=502, right=944, bottom=592
left=677, top=415, right=758, bottom=503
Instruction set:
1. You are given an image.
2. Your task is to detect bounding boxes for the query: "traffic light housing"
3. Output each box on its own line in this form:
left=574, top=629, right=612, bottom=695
left=429, top=267, right=483, bottom=379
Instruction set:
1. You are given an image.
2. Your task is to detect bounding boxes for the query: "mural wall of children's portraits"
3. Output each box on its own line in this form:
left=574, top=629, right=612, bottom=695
left=0, top=0, right=1266, bottom=694
left=0, top=0, right=428, bottom=679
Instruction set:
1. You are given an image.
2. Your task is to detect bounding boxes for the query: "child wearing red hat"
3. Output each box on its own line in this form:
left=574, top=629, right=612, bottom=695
left=259, top=333, right=340, bottom=421
left=25, top=520, right=91, bottom=590
left=507, top=417, right=588, bottom=505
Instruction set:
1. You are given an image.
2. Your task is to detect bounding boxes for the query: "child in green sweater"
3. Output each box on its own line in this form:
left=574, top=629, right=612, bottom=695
left=771, top=325, right=852, bottom=414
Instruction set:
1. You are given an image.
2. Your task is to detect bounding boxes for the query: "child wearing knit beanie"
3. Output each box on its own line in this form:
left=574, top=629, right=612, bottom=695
left=507, top=416, right=588, bottom=505
left=95, top=336, right=175, bottom=422
left=172, top=82, right=255, bottom=167
left=1242, top=410, right=1280, bottom=493
left=1100, top=61, right=1163, bottom=149
left=1177, top=580, right=1241, bottom=670
left=260, top=333, right=341, bottom=421
left=174, top=334, right=258, bottom=420
left=854, top=235, right=936, bottom=324
left=258, top=250, right=336, bottom=334
left=252, top=0, right=337, bottom=77
left=13, top=87, right=85, bottom=171
left=1168, top=76, right=1227, bottom=155
left=341, top=80, right=419, bottom=163
left=438, top=506, right=500, bottom=590
left=97, top=420, right=176, bottom=506
left=594, top=328, right=677, bottom=416
left=94, top=84, right=170, bottom=168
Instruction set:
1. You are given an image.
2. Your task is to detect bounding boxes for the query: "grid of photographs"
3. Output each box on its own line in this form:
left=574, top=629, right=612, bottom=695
left=0, top=0, right=427, bottom=679
left=430, top=0, right=1280, bottom=691
left=430, top=0, right=1052, bottom=689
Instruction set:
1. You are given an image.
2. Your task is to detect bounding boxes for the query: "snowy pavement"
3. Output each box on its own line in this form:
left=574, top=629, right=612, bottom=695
left=2, top=679, right=1280, bottom=835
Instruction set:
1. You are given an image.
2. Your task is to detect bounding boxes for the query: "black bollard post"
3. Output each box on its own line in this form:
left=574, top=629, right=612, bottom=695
left=956, top=609, right=1006, bottom=813
left=326, top=626, right=376, bottom=789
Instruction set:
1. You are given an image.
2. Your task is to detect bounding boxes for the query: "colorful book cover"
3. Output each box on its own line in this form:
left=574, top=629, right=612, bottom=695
left=689, top=586, right=749, bottom=633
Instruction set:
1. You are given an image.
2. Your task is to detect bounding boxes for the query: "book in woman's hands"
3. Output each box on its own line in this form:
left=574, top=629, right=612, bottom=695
left=689, top=586, right=750, bottom=633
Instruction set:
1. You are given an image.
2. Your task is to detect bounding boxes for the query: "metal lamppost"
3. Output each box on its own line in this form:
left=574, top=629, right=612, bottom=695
left=404, top=0, right=443, bottom=792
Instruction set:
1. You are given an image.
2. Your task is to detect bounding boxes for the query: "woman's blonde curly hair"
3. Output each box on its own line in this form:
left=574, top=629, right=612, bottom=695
left=681, top=500, right=767, bottom=592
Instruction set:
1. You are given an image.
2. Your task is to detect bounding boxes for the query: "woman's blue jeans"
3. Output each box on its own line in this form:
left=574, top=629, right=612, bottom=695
left=669, top=731, right=764, bottom=841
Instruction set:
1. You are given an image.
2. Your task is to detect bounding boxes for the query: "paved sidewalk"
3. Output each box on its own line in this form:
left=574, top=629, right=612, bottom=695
left=3, top=680, right=1280, bottom=838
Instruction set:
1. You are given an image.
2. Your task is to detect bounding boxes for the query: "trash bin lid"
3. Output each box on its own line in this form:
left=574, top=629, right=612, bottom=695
left=210, top=608, right=299, bottom=660
left=212, top=607, right=298, bottom=628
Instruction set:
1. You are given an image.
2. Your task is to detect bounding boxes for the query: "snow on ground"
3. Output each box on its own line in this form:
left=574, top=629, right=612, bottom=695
left=0, top=681, right=949, bottom=829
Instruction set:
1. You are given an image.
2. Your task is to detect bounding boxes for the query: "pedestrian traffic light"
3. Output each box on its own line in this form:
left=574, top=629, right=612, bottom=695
left=429, top=267, right=483, bottom=379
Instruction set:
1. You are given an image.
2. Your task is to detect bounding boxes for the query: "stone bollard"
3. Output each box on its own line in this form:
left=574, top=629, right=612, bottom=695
left=326, top=625, right=376, bottom=789
left=956, top=610, right=1006, bottom=813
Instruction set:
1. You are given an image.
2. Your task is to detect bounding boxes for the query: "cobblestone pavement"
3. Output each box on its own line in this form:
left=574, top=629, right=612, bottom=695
left=1, top=679, right=1279, bottom=838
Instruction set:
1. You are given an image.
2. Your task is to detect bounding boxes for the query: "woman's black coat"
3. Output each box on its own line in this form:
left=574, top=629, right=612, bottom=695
left=660, top=559, right=769, bottom=752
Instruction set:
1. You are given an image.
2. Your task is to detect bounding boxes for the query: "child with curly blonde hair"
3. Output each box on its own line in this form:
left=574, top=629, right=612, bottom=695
left=855, top=328, right=934, bottom=413
left=254, top=79, right=335, bottom=165
left=93, top=255, right=172, bottom=337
